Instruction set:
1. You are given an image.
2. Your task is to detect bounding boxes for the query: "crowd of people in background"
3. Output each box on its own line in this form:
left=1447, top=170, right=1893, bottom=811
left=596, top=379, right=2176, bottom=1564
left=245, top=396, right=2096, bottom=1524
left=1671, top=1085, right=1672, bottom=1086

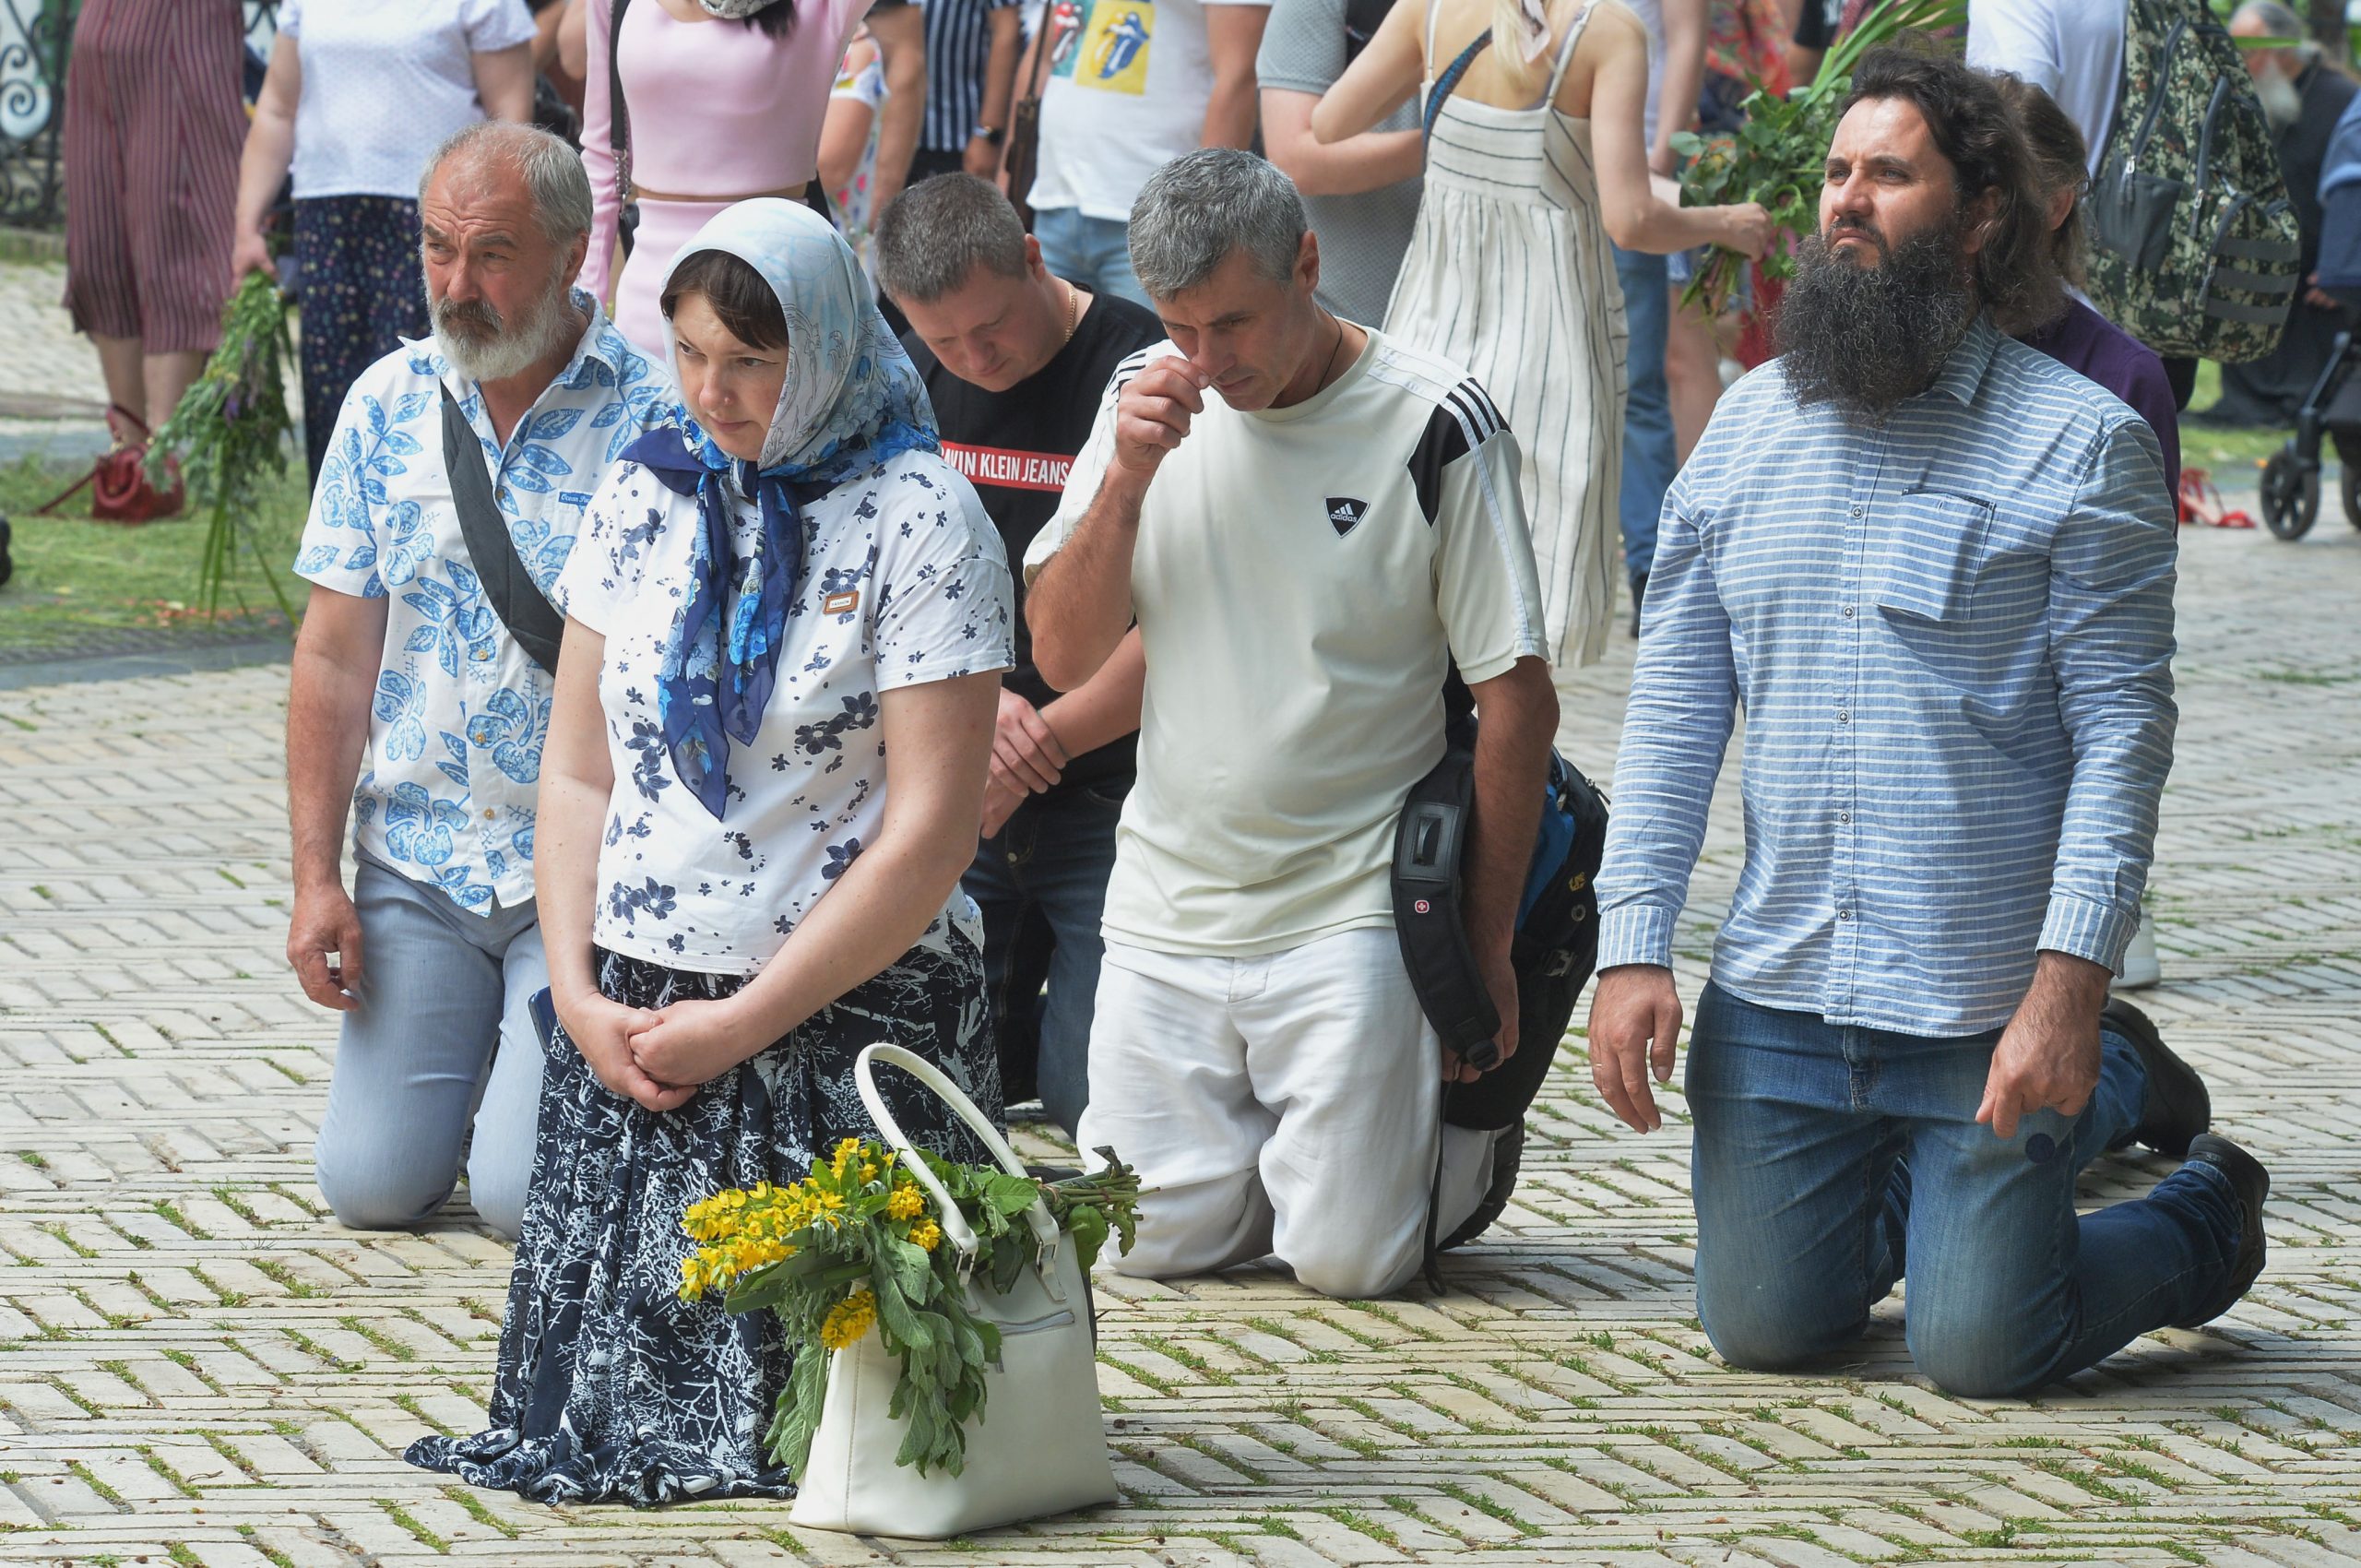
left=42, top=0, right=2317, bottom=1512
left=64, top=0, right=2361, bottom=521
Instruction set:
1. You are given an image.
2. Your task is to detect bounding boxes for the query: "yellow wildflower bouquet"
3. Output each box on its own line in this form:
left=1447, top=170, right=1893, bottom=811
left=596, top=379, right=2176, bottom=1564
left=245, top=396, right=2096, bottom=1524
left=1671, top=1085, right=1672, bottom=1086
left=679, top=1135, right=1141, bottom=1479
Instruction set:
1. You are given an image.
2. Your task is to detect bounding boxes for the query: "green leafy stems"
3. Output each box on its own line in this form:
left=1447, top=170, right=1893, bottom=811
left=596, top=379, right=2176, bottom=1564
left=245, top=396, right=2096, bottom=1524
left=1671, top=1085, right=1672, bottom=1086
left=146, top=271, right=300, bottom=620
left=677, top=1136, right=1142, bottom=1480
left=1671, top=0, right=1968, bottom=314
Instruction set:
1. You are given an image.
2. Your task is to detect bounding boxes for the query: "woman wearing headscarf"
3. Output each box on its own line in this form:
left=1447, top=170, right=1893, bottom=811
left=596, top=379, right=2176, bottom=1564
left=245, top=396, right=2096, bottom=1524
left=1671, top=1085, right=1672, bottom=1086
left=407, top=198, right=1014, bottom=1505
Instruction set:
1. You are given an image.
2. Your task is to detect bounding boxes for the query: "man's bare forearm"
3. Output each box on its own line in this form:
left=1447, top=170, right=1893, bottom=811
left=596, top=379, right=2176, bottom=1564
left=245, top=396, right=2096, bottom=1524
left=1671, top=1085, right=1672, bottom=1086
left=1465, top=659, right=1559, bottom=955
left=285, top=646, right=374, bottom=893
left=1026, top=469, right=1147, bottom=691
left=1039, top=626, right=1145, bottom=755
left=979, top=6, right=1021, bottom=130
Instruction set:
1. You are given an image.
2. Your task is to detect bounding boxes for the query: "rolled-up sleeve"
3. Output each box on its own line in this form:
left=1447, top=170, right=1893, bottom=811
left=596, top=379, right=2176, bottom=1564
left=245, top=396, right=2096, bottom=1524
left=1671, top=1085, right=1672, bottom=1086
left=2039, top=416, right=2178, bottom=971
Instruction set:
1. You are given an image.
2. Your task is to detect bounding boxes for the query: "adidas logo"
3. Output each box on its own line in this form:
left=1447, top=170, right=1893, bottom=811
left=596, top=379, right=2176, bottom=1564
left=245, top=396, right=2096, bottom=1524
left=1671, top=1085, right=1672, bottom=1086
left=1326, top=496, right=1369, bottom=537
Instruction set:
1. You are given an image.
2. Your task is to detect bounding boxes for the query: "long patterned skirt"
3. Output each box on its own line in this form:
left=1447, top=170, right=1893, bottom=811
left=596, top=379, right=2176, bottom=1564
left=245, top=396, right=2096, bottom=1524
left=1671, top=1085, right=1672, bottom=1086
left=291, top=195, right=429, bottom=481
left=405, top=935, right=1003, bottom=1506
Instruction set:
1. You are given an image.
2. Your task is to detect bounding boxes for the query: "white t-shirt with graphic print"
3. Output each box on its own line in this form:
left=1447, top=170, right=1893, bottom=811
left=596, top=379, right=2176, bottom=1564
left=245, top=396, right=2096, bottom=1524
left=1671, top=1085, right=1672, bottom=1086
left=553, top=450, right=1015, bottom=978
left=1027, top=0, right=1275, bottom=222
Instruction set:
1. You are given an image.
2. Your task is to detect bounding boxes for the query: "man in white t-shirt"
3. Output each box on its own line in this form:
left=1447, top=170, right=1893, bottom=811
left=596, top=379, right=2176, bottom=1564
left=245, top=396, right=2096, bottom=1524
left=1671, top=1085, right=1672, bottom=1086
left=1024, top=0, right=1273, bottom=307
left=1965, top=0, right=2126, bottom=179
left=1025, top=149, right=1559, bottom=1298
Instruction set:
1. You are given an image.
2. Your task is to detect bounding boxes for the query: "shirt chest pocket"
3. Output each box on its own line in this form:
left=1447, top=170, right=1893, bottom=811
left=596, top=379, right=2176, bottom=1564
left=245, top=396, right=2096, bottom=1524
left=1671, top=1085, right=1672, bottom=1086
left=1871, top=487, right=1998, bottom=624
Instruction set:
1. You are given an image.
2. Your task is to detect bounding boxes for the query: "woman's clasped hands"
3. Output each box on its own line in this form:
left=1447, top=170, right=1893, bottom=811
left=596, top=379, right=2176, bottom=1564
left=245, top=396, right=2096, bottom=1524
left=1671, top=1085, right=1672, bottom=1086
left=561, top=991, right=768, bottom=1114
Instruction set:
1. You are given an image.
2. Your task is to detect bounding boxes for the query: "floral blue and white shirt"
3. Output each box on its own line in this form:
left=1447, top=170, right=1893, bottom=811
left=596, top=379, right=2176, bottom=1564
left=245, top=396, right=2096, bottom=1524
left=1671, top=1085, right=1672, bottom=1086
left=293, top=292, right=670, bottom=915
left=552, top=449, right=1014, bottom=978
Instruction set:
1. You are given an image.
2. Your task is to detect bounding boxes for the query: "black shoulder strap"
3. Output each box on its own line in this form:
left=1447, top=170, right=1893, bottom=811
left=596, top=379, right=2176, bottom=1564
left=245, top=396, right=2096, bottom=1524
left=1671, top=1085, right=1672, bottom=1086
left=440, top=386, right=565, bottom=674
left=609, top=0, right=638, bottom=255
left=1424, top=27, right=1493, bottom=142
left=609, top=0, right=631, bottom=160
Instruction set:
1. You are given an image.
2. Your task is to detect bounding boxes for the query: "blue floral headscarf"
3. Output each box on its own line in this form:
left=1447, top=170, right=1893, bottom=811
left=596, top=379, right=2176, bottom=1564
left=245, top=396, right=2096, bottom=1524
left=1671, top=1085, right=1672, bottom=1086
left=622, top=198, right=938, bottom=819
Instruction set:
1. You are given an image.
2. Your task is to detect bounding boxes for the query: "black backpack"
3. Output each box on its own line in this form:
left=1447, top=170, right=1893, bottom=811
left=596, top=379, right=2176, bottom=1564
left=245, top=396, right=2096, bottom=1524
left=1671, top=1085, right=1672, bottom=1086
left=1393, top=715, right=1609, bottom=1134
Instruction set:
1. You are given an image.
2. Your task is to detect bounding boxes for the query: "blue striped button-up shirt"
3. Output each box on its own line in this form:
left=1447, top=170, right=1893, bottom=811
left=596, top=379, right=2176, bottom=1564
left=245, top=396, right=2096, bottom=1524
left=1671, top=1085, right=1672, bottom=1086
left=1595, top=315, right=2178, bottom=1037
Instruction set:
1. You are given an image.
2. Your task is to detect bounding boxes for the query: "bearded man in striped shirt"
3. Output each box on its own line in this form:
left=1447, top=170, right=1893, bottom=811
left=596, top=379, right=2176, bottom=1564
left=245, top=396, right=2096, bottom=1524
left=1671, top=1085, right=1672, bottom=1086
left=1584, top=50, right=2267, bottom=1397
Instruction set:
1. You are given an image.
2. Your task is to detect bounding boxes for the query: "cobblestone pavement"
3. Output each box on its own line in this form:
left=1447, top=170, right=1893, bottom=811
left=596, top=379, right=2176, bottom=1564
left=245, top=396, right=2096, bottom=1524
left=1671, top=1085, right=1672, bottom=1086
left=0, top=264, right=105, bottom=410
left=0, top=523, right=2356, bottom=1567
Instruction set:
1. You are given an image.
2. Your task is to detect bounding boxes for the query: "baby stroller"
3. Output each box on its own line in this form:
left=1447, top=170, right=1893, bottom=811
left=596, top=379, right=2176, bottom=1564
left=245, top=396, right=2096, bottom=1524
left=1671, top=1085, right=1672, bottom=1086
left=2260, top=97, right=2361, bottom=540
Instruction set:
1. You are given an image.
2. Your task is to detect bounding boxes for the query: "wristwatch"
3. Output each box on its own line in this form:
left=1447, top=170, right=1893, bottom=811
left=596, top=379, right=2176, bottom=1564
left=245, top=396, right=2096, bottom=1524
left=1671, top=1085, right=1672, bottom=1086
left=972, top=124, right=1005, bottom=147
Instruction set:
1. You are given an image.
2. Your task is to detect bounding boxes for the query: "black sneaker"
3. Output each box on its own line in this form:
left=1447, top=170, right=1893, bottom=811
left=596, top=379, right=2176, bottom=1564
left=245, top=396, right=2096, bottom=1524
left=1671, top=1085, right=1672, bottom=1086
left=1439, top=1119, right=1525, bottom=1252
left=2102, top=998, right=2210, bottom=1158
left=2172, top=1133, right=2269, bottom=1328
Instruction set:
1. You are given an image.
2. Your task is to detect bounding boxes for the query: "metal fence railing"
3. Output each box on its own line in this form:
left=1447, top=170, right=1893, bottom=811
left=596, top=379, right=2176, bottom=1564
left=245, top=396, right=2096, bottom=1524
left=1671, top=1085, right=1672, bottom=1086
left=0, top=1, right=280, bottom=232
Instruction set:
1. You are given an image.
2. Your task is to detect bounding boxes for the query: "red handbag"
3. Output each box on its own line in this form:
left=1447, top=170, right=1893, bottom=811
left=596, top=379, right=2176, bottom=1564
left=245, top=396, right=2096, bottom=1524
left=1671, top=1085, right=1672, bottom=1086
left=35, top=403, right=184, bottom=525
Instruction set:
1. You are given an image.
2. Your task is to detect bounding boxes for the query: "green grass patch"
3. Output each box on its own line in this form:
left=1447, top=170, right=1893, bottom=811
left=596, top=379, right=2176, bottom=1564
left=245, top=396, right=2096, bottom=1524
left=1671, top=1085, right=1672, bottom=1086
left=381, top=1499, right=448, bottom=1551
left=441, top=1483, right=518, bottom=1538
left=0, top=453, right=306, bottom=658
left=2183, top=359, right=2295, bottom=482
left=236, top=1525, right=297, bottom=1568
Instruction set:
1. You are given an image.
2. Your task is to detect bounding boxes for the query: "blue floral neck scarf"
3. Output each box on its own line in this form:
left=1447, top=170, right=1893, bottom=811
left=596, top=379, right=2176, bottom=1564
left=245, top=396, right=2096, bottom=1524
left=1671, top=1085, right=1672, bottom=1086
left=622, top=199, right=938, bottom=819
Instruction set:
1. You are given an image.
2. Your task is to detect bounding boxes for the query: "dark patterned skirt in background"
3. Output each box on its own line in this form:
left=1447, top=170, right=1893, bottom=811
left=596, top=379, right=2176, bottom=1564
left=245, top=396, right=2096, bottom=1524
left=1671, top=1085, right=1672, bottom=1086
left=291, top=195, right=429, bottom=481
left=406, top=934, right=1003, bottom=1506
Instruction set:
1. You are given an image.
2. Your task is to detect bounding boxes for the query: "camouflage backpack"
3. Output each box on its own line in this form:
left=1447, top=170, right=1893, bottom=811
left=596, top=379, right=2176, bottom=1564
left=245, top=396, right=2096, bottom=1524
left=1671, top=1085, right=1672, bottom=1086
left=2084, top=0, right=2300, bottom=362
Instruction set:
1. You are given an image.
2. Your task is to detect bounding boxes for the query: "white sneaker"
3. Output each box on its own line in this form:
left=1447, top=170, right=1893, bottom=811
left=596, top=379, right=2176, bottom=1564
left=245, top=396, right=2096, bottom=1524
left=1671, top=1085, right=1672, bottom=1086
left=2115, top=902, right=2161, bottom=991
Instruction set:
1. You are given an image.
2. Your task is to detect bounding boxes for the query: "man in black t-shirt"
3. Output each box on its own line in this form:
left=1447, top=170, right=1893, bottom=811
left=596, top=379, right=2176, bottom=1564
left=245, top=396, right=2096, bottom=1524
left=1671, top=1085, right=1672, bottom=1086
left=875, top=174, right=1164, bottom=1136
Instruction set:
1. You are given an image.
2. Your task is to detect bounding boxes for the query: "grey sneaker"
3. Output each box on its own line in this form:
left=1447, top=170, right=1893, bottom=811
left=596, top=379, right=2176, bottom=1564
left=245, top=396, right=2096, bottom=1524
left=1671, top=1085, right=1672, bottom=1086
left=2114, top=903, right=2161, bottom=990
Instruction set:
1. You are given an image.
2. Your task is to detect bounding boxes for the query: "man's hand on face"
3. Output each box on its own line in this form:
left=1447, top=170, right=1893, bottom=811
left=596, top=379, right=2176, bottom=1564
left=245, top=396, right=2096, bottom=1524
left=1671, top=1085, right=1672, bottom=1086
left=1586, top=964, right=1683, bottom=1132
left=1976, top=951, right=2108, bottom=1140
left=1109, top=357, right=1209, bottom=484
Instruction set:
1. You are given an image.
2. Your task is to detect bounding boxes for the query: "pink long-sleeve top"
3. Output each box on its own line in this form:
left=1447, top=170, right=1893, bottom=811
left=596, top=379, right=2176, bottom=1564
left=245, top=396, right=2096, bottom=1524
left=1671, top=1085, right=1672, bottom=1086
left=580, top=0, right=872, bottom=306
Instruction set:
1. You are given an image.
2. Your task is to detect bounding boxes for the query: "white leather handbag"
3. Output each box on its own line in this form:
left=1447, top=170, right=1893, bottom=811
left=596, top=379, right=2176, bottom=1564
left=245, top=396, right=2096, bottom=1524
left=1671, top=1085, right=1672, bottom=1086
left=789, top=1043, right=1119, bottom=1538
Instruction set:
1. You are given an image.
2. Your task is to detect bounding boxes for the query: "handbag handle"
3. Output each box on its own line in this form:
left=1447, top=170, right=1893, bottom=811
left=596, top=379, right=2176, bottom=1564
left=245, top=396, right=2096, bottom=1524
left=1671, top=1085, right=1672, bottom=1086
left=854, top=1043, right=1062, bottom=1266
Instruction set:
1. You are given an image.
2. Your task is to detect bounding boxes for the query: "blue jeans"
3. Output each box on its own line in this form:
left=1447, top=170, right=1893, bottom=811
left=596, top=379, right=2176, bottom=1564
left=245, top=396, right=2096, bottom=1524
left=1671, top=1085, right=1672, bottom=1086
left=1612, top=243, right=1675, bottom=585
left=963, top=781, right=1125, bottom=1134
left=1688, top=982, right=2246, bottom=1397
left=313, top=854, right=547, bottom=1240
left=1033, top=207, right=1152, bottom=310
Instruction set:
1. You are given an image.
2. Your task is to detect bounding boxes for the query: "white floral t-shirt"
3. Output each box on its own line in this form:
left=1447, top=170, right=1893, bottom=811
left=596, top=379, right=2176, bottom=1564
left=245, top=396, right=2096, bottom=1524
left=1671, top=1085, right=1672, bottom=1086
left=553, top=449, right=1015, bottom=977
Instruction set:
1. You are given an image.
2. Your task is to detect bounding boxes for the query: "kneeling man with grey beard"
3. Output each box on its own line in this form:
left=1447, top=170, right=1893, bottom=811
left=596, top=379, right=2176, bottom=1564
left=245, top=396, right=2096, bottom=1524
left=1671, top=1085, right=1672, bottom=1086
left=1585, top=49, right=2269, bottom=1396
left=284, top=122, right=668, bottom=1239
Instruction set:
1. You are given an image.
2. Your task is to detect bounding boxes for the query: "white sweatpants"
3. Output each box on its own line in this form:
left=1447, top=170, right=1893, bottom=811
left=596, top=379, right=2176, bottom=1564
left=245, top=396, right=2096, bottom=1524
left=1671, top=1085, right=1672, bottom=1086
left=1077, top=927, right=1497, bottom=1300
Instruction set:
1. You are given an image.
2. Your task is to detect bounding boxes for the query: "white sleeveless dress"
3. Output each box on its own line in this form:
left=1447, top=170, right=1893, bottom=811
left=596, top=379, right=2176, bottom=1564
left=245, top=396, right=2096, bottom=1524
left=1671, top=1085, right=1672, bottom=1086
left=1383, top=1, right=1627, bottom=680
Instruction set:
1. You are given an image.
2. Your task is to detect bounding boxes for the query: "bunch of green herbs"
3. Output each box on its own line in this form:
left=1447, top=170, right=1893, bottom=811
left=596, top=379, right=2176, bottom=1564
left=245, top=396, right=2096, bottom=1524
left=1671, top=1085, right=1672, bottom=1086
left=147, top=271, right=300, bottom=618
left=680, top=1136, right=1142, bottom=1479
